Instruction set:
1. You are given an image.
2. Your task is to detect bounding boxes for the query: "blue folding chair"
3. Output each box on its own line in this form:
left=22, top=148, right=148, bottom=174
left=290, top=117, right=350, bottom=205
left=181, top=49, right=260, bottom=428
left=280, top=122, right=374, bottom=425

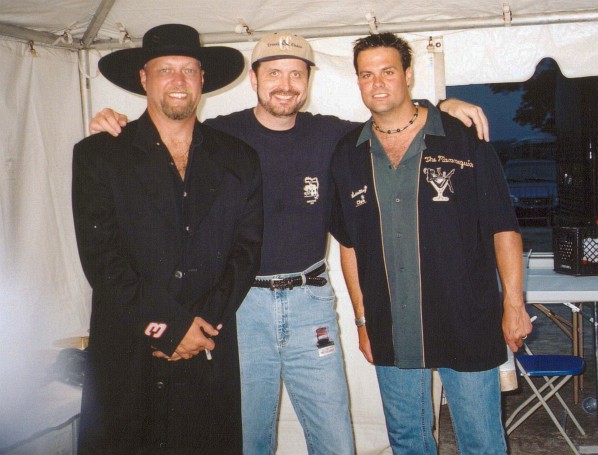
left=505, top=345, right=586, bottom=454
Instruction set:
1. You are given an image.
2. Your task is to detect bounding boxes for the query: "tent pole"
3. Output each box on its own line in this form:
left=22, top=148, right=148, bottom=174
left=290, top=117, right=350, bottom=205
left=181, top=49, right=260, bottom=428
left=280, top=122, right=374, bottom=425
left=82, top=0, right=117, bottom=48
left=427, top=36, right=446, bottom=104
left=78, top=49, right=92, bottom=137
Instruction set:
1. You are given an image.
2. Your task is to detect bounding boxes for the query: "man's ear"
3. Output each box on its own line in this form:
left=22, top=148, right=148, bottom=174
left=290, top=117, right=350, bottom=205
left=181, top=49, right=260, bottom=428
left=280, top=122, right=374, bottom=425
left=249, top=68, right=258, bottom=93
left=140, top=68, right=147, bottom=92
left=405, top=66, right=413, bottom=88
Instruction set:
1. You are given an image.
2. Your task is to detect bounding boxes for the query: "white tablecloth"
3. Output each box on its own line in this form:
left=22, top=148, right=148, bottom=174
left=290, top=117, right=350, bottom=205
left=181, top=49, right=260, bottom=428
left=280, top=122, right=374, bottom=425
left=525, top=268, right=598, bottom=304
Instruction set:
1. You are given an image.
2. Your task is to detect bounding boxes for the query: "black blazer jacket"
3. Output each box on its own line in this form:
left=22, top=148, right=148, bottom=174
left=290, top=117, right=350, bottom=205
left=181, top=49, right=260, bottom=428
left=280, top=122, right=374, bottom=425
left=72, top=111, right=263, bottom=454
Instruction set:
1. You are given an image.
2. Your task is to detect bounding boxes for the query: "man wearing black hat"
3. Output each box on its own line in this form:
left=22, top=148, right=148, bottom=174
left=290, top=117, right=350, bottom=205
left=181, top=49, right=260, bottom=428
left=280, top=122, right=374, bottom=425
left=72, top=24, right=263, bottom=454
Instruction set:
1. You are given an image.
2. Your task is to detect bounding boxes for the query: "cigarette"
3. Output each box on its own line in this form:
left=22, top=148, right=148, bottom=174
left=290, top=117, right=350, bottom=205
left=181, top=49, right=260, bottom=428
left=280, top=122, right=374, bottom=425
left=205, top=349, right=212, bottom=360
left=530, top=316, right=538, bottom=323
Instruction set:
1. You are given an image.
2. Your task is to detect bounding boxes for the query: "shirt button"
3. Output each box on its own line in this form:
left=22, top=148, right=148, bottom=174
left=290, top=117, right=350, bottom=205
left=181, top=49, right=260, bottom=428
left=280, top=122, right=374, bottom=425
left=159, top=442, right=168, bottom=448
left=185, top=226, right=191, bottom=232
left=155, top=381, right=165, bottom=390
left=395, top=198, right=401, bottom=203
left=174, top=270, right=183, bottom=279
left=183, top=191, right=188, bottom=197
left=397, top=233, right=402, bottom=238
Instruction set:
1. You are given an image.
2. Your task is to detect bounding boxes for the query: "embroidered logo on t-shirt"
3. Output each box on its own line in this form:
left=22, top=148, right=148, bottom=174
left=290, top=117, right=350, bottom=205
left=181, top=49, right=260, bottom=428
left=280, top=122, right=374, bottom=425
left=351, top=185, right=368, bottom=207
left=423, top=167, right=455, bottom=201
left=304, top=177, right=320, bottom=204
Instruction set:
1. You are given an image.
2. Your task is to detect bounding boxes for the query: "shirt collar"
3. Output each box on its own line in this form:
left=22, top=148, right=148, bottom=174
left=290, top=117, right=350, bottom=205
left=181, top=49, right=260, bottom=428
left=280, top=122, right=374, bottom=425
left=355, top=99, right=445, bottom=149
left=135, top=110, right=204, bottom=150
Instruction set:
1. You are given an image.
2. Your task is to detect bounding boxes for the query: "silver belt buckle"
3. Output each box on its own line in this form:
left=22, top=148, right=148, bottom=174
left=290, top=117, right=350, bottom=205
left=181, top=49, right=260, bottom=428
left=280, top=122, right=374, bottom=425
left=269, top=278, right=286, bottom=290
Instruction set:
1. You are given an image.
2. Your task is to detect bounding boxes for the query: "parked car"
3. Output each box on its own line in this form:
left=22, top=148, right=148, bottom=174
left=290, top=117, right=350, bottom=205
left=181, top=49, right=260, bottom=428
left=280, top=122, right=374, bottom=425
left=504, top=159, right=558, bottom=224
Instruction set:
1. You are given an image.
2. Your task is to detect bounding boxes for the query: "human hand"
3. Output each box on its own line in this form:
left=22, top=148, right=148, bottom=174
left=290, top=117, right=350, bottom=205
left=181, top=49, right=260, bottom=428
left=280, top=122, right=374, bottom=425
left=152, top=317, right=220, bottom=361
left=358, top=325, right=374, bottom=363
left=89, top=108, right=128, bottom=136
left=439, top=98, right=490, bottom=142
left=502, top=302, right=533, bottom=352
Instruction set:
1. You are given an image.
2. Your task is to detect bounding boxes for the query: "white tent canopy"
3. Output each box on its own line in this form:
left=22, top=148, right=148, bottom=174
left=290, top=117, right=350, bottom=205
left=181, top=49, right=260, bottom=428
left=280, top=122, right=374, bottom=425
left=1, top=1, right=597, bottom=453
left=2, top=1, right=597, bottom=45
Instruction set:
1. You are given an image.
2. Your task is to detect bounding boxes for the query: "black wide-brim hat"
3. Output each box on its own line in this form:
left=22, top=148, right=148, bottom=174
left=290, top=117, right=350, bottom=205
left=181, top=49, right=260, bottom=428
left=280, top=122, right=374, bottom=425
left=99, top=24, right=244, bottom=95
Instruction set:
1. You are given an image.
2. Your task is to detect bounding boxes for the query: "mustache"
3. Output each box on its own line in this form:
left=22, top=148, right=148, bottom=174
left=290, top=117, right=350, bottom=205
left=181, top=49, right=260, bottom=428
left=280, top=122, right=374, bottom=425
left=270, top=90, right=300, bottom=97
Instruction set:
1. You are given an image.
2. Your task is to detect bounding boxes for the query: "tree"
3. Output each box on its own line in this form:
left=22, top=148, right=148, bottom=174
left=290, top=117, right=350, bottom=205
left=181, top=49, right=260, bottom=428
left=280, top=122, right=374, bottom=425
left=488, top=58, right=558, bottom=135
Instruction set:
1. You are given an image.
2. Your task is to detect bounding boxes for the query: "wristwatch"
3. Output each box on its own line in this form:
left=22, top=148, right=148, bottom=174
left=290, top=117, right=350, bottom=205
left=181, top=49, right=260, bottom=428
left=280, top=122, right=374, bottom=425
left=355, top=316, right=366, bottom=327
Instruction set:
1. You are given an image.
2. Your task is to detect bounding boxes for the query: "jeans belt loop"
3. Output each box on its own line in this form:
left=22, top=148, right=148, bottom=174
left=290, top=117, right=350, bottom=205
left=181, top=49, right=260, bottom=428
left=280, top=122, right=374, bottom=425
left=300, top=272, right=306, bottom=286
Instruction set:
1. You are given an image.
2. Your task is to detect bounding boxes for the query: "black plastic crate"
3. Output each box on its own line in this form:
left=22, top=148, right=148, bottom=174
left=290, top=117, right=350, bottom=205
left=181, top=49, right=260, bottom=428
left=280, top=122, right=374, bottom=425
left=553, top=226, right=598, bottom=275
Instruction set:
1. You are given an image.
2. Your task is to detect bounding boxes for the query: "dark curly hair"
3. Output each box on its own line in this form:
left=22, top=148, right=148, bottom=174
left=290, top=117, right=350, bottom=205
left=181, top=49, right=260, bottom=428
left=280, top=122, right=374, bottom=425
left=353, top=33, right=412, bottom=74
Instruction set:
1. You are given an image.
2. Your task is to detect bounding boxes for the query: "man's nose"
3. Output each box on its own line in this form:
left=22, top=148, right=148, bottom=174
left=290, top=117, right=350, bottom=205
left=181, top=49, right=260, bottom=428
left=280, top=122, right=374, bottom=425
left=172, top=70, right=187, bottom=84
left=279, top=75, right=292, bottom=90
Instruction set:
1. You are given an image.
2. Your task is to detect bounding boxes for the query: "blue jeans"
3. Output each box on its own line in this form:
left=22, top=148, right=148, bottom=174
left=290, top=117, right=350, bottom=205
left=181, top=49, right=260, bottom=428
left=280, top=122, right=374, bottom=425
left=236, top=260, right=354, bottom=455
left=375, top=366, right=506, bottom=455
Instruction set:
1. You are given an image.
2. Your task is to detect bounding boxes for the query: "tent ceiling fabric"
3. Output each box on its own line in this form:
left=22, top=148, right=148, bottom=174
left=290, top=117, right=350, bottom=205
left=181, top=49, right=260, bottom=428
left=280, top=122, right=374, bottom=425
left=1, top=0, right=597, bottom=49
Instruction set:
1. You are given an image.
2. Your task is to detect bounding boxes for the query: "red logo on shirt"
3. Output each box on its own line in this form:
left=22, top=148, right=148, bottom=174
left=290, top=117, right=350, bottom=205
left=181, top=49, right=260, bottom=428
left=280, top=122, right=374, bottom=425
left=144, top=322, right=167, bottom=338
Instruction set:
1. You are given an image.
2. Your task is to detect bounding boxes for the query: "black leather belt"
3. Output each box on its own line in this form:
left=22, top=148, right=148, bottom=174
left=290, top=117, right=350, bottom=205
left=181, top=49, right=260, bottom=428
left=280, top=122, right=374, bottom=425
left=253, top=263, right=327, bottom=290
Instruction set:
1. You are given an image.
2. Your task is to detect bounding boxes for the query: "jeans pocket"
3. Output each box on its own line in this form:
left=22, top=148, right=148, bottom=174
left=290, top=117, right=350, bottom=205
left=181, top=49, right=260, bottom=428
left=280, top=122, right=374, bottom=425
left=304, top=278, right=335, bottom=301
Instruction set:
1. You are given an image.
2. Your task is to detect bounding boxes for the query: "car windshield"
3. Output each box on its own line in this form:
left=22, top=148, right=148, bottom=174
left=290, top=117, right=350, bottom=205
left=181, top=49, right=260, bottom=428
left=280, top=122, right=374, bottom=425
left=504, top=161, right=556, bottom=182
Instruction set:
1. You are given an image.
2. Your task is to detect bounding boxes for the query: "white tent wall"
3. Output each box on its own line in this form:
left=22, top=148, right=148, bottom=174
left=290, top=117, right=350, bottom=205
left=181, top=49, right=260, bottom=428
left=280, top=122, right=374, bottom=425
left=1, top=8, right=598, bottom=452
left=0, top=39, right=90, bottom=351
left=0, top=39, right=92, bottom=453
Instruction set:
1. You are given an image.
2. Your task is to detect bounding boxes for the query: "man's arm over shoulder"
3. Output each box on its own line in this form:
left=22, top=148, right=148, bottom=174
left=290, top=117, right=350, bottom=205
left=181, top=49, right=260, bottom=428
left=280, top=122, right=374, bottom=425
left=437, top=98, right=490, bottom=142
left=89, top=108, right=128, bottom=137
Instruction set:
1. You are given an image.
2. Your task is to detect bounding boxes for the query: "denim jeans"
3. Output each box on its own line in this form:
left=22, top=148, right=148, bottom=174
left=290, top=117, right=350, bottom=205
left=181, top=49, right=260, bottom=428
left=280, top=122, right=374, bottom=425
left=375, top=366, right=506, bottom=455
left=237, top=260, right=354, bottom=455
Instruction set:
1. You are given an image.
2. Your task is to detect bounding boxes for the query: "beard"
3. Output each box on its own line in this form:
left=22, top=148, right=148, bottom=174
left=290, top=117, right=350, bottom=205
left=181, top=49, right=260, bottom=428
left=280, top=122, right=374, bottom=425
left=257, top=90, right=306, bottom=117
left=161, top=95, right=197, bottom=121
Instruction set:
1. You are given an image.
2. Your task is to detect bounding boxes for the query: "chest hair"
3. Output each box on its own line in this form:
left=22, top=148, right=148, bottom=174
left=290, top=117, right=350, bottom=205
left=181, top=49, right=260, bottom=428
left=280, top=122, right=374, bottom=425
left=164, top=137, right=192, bottom=179
left=375, top=129, right=419, bottom=169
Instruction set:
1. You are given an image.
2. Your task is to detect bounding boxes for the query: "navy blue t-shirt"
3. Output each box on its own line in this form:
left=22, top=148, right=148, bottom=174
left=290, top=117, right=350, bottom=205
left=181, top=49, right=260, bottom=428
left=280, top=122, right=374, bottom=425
left=207, top=109, right=355, bottom=275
